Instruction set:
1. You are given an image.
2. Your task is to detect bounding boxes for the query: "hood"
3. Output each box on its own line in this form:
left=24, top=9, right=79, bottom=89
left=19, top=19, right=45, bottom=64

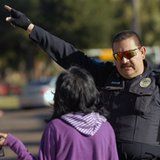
left=61, top=112, right=106, bottom=136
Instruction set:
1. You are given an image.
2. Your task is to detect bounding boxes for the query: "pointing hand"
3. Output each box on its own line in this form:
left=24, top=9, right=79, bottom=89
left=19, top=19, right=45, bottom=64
left=4, top=5, right=31, bottom=30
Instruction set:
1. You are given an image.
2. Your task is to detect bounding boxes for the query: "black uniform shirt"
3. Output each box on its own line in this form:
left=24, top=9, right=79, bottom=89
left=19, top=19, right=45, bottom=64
left=29, top=26, right=160, bottom=146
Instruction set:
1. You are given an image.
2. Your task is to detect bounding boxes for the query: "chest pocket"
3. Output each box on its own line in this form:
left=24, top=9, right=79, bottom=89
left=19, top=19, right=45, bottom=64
left=99, top=85, right=128, bottom=114
left=100, top=77, right=160, bottom=114
left=129, top=78, right=158, bottom=114
left=134, top=91, right=154, bottom=113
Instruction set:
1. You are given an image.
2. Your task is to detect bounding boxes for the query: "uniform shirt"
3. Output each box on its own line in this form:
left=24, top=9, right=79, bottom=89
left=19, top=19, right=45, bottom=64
left=29, top=26, right=160, bottom=146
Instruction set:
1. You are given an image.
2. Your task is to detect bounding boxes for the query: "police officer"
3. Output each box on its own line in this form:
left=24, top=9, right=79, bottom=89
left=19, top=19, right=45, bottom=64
left=4, top=5, right=160, bottom=159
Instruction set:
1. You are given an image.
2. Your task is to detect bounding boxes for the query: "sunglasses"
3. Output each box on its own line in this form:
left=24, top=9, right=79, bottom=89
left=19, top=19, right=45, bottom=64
left=113, top=47, right=141, bottom=61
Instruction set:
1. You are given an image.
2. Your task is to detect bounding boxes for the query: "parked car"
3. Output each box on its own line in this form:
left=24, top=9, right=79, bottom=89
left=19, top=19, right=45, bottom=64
left=19, top=76, right=57, bottom=109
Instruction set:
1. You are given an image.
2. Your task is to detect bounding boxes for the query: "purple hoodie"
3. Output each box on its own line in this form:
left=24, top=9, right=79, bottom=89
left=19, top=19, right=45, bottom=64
left=4, top=112, right=119, bottom=160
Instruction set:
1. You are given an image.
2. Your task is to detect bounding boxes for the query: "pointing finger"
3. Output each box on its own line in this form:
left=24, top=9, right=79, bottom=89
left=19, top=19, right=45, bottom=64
left=4, top=5, right=12, bottom=12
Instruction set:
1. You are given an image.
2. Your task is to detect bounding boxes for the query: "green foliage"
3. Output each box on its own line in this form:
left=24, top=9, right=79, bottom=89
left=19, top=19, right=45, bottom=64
left=38, top=0, right=117, bottom=48
left=139, top=0, right=160, bottom=45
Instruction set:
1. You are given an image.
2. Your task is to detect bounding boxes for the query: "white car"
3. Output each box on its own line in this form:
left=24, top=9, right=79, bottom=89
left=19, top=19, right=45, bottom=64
left=19, top=76, right=57, bottom=109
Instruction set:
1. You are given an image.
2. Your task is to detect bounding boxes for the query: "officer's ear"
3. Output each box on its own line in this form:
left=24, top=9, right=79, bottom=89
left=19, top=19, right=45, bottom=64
left=139, top=46, right=146, bottom=60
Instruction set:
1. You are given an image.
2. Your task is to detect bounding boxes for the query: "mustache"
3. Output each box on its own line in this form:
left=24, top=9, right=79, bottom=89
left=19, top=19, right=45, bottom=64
left=121, top=63, right=133, bottom=68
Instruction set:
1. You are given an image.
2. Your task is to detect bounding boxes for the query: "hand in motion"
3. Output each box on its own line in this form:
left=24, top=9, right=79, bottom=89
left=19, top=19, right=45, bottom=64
left=4, top=5, right=31, bottom=30
left=0, top=133, right=7, bottom=146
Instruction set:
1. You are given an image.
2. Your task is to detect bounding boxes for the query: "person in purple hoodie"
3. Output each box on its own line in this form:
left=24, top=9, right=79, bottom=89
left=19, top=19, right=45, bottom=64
left=0, top=66, right=119, bottom=160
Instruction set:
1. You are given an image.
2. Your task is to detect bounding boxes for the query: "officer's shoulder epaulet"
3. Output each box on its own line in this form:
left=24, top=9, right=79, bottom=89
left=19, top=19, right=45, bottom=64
left=152, top=69, right=160, bottom=86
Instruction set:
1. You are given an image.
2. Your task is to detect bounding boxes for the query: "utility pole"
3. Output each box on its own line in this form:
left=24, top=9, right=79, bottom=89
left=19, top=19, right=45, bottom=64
left=131, top=0, right=141, bottom=35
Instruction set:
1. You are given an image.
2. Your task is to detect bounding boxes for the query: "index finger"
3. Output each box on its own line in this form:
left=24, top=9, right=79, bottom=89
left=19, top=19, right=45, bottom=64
left=4, top=5, right=12, bottom=12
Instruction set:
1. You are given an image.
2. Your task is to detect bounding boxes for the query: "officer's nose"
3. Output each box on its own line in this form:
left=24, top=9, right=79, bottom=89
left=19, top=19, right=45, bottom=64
left=121, top=56, right=129, bottom=63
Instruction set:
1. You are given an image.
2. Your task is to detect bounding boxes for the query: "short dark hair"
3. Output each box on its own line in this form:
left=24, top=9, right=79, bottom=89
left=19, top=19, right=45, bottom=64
left=112, top=30, right=142, bottom=48
left=49, top=66, right=108, bottom=120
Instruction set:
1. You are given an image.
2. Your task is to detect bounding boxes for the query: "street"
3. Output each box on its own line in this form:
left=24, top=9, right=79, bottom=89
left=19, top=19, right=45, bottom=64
left=0, top=107, right=51, bottom=160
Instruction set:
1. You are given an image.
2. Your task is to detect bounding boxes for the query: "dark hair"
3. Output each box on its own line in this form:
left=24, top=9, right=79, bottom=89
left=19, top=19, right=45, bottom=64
left=112, top=30, right=142, bottom=48
left=49, top=66, right=108, bottom=120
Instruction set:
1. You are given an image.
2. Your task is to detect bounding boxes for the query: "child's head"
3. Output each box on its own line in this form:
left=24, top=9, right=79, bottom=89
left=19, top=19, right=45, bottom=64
left=52, top=66, right=100, bottom=118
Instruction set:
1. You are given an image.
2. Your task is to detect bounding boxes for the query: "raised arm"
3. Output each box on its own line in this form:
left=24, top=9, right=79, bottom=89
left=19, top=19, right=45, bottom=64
left=4, top=5, right=114, bottom=85
left=4, top=5, right=82, bottom=68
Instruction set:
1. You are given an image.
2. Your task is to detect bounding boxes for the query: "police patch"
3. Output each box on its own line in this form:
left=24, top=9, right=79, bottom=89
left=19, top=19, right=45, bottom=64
left=140, top=78, right=151, bottom=88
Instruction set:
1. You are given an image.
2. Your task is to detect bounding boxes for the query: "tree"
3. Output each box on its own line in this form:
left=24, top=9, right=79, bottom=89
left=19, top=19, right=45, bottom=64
left=38, top=0, right=118, bottom=48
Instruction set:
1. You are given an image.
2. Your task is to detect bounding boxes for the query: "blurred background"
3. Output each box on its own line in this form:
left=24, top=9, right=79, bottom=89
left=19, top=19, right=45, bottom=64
left=1, top=0, right=160, bottom=106
left=1, top=0, right=160, bottom=159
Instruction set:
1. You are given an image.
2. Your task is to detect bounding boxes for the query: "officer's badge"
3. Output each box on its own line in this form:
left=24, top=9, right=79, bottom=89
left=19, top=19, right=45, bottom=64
left=140, top=78, right=151, bottom=88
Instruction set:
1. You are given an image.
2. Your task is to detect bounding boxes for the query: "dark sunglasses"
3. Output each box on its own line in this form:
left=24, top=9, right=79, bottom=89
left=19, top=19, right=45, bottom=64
left=113, top=47, right=141, bottom=61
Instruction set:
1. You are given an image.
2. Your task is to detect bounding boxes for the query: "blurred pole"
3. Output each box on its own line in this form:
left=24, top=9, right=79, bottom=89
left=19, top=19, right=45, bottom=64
left=131, top=0, right=141, bottom=36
